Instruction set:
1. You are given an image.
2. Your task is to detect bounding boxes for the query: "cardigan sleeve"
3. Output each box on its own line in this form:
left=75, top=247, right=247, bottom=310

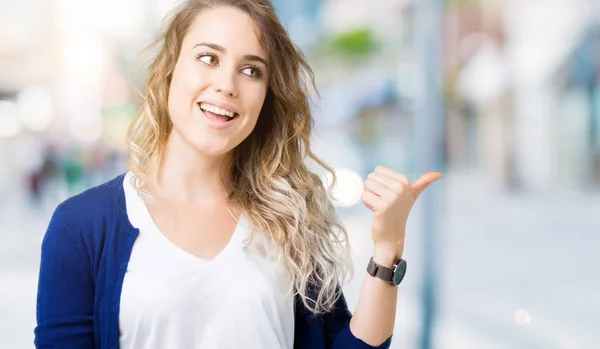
left=324, top=291, right=393, bottom=349
left=34, top=203, right=95, bottom=348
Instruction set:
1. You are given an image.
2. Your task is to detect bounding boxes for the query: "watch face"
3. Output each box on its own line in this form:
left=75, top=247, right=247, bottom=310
left=393, top=260, right=407, bottom=286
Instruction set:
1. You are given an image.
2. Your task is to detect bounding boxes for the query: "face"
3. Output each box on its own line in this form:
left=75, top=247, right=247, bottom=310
left=167, top=6, right=269, bottom=157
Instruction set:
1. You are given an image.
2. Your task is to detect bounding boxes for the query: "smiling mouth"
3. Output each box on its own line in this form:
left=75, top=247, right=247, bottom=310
left=198, top=102, right=239, bottom=122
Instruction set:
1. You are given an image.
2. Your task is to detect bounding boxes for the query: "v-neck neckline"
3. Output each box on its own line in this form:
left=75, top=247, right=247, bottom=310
left=124, top=171, right=246, bottom=266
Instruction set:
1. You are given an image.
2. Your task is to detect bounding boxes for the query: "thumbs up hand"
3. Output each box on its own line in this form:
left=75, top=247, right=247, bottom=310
left=361, top=166, right=443, bottom=261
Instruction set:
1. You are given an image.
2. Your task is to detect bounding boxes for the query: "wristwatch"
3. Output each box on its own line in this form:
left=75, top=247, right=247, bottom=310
left=366, top=257, right=407, bottom=286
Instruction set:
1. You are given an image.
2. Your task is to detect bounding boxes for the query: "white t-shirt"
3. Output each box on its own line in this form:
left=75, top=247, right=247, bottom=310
left=119, top=172, right=295, bottom=349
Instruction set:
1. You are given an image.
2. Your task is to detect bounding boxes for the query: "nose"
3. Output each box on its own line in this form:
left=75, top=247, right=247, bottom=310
left=213, top=69, right=238, bottom=98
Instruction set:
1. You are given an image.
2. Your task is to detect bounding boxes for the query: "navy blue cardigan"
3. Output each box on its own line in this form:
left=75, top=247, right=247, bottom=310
left=34, top=173, right=392, bottom=349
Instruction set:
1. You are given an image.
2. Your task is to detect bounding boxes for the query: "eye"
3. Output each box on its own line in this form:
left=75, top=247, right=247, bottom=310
left=241, top=66, right=264, bottom=79
left=197, top=53, right=219, bottom=66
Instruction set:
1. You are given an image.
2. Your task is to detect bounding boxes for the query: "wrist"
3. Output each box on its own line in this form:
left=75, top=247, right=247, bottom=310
left=373, top=243, right=402, bottom=267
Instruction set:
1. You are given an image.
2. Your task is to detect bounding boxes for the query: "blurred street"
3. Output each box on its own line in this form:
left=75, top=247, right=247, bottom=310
left=2, top=171, right=598, bottom=349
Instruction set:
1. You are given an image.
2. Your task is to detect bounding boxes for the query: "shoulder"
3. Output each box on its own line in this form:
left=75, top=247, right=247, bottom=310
left=52, top=172, right=128, bottom=225
left=38, top=174, right=130, bottom=295
left=45, top=172, right=131, bottom=251
left=42, top=172, right=130, bottom=263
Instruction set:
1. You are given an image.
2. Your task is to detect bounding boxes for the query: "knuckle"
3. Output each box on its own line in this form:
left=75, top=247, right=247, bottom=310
left=402, top=182, right=411, bottom=192
left=392, top=182, right=403, bottom=192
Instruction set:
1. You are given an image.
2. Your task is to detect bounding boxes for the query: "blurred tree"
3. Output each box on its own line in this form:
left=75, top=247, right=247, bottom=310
left=329, top=27, right=379, bottom=56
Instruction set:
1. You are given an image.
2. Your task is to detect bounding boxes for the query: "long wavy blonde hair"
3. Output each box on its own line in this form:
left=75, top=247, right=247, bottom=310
left=127, top=0, right=353, bottom=314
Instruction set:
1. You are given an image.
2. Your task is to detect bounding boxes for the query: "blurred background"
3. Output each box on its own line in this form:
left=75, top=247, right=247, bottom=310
left=1, top=0, right=599, bottom=348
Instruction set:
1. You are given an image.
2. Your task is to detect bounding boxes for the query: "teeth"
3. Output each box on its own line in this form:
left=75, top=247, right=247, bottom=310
left=199, top=103, right=236, bottom=118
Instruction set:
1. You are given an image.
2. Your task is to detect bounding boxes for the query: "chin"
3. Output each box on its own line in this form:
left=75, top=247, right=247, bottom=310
left=171, top=117, right=251, bottom=158
left=189, top=136, right=233, bottom=157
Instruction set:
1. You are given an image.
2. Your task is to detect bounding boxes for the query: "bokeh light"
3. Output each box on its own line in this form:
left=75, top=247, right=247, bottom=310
left=514, top=309, right=532, bottom=325
left=325, top=168, right=364, bottom=207
left=69, top=109, right=103, bottom=143
left=0, top=101, right=22, bottom=138
left=16, top=87, right=54, bottom=132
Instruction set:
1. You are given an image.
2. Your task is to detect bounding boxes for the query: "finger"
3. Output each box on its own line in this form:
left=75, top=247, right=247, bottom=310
left=367, top=172, right=408, bottom=194
left=374, top=166, right=410, bottom=185
left=364, top=178, right=397, bottom=202
left=361, top=190, right=386, bottom=212
left=411, top=172, right=443, bottom=198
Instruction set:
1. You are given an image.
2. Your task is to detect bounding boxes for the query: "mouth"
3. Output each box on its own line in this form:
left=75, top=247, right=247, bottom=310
left=198, top=102, right=240, bottom=122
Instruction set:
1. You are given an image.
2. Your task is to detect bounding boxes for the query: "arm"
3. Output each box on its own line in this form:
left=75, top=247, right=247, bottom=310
left=348, top=167, right=443, bottom=346
left=325, top=288, right=393, bottom=349
left=34, top=204, right=95, bottom=348
left=348, top=245, right=399, bottom=346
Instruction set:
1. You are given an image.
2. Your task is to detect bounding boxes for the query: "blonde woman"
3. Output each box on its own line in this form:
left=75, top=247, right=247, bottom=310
left=34, top=0, right=442, bottom=348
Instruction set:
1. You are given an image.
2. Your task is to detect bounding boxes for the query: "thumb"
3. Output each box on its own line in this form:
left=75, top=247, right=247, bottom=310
left=411, top=172, right=443, bottom=199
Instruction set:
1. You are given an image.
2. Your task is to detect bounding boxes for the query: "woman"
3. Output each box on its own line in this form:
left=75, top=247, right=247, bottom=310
left=34, top=0, right=442, bottom=348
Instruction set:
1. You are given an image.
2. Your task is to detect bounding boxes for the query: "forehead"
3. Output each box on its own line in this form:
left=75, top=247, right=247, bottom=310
left=183, top=6, right=266, bottom=58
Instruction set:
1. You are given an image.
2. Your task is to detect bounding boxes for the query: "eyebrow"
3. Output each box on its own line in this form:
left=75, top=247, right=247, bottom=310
left=193, top=42, right=268, bottom=68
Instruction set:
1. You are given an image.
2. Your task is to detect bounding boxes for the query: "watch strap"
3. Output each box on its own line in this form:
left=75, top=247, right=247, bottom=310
left=367, top=257, right=395, bottom=283
left=375, top=263, right=394, bottom=282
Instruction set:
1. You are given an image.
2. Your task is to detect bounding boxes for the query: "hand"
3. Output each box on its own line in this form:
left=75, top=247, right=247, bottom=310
left=361, top=166, right=443, bottom=261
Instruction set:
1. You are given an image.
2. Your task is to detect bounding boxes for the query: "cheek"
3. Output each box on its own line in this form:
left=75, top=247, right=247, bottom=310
left=168, top=64, right=206, bottom=118
left=247, top=87, right=268, bottom=119
left=166, top=81, right=183, bottom=124
left=171, top=72, right=200, bottom=100
left=171, top=59, right=208, bottom=95
left=167, top=68, right=184, bottom=112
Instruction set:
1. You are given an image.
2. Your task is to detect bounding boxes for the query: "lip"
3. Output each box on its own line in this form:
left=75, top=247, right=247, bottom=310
left=197, top=100, right=240, bottom=116
left=198, top=107, right=239, bottom=131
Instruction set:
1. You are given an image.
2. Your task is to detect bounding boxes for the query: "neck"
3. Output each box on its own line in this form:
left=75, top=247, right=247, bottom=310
left=153, top=131, right=231, bottom=204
